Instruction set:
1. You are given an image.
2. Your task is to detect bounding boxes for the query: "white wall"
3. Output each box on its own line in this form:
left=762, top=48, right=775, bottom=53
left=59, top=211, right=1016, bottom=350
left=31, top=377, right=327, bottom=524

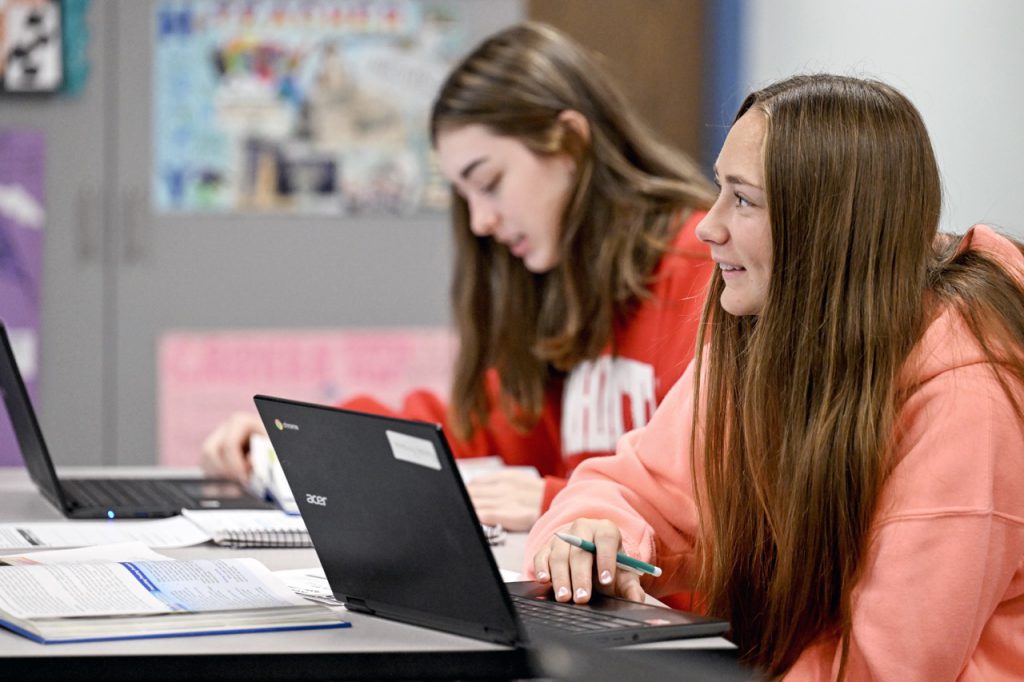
left=741, top=0, right=1024, bottom=237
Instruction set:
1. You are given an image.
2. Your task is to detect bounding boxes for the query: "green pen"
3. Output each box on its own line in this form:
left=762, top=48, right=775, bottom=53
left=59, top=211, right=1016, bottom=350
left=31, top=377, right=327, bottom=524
left=555, top=532, right=663, bottom=577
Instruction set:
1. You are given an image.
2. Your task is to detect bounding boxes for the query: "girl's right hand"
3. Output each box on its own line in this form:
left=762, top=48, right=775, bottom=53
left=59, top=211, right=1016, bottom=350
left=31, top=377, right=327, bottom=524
left=199, top=412, right=267, bottom=483
left=531, top=518, right=646, bottom=605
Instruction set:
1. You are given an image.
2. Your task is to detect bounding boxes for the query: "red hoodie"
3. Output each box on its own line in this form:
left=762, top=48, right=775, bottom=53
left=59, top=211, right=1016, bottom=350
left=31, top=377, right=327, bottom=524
left=343, top=210, right=712, bottom=511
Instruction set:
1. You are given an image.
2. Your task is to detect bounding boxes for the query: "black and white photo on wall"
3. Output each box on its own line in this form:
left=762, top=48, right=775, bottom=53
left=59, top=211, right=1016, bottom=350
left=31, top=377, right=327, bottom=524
left=1, top=0, right=63, bottom=93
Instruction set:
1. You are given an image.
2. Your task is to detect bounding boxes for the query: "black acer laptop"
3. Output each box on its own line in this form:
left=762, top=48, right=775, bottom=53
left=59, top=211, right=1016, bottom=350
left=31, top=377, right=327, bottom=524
left=254, top=394, right=729, bottom=647
left=0, top=322, right=272, bottom=518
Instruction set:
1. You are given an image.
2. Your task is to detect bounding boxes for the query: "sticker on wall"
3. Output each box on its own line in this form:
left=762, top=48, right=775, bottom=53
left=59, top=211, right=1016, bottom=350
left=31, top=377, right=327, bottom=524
left=59, top=0, right=90, bottom=96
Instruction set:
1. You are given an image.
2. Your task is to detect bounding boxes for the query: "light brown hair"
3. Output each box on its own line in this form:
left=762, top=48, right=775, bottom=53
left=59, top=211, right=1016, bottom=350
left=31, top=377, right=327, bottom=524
left=430, top=22, right=715, bottom=438
left=692, top=74, right=1024, bottom=676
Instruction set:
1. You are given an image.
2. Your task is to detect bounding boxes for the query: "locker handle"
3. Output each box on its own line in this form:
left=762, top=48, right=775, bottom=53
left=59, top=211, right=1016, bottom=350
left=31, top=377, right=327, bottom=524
left=75, top=185, right=101, bottom=263
left=121, top=187, right=146, bottom=263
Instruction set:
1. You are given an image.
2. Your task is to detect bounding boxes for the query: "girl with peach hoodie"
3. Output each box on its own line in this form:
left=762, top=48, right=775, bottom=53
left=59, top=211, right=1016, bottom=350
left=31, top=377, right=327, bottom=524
left=527, top=74, right=1024, bottom=680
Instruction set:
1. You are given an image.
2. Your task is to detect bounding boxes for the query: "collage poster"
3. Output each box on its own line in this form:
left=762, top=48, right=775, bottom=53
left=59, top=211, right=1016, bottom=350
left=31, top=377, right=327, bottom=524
left=0, top=131, right=45, bottom=467
left=153, top=0, right=467, bottom=215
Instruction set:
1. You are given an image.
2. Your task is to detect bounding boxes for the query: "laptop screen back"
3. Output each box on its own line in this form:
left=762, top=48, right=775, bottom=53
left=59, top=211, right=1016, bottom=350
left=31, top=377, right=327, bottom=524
left=0, top=323, right=66, bottom=508
left=254, top=395, right=522, bottom=644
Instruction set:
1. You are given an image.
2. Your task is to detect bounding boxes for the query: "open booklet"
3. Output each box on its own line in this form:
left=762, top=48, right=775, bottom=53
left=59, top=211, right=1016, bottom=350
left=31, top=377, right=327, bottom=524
left=0, top=511, right=309, bottom=550
left=0, top=543, right=347, bottom=644
left=248, top=434, right=300, bottom=513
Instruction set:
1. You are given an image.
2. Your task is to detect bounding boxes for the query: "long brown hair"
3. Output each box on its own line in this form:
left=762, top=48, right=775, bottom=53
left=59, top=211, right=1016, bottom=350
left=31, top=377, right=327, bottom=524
left=430, top=22, right=715, bottom=438
left=692, top=74, right=1024, bottom=676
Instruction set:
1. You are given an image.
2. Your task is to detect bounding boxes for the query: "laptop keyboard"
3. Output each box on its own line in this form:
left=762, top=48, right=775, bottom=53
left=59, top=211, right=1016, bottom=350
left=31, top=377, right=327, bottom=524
left=511, top=594, right=641, bottom=633
left=63, top=478, right=194, bottom=509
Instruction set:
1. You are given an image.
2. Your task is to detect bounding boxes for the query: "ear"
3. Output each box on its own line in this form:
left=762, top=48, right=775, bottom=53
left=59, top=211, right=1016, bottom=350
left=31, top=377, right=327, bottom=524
left=557, top=109, right=591, bottom=146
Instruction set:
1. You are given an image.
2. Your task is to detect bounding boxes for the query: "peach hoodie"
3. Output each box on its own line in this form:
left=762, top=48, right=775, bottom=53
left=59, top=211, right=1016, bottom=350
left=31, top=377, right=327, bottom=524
left=525, top=225, right=1024, bottom=680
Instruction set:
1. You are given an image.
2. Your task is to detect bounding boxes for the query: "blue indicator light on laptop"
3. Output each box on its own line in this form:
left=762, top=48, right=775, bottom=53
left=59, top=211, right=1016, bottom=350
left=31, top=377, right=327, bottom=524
left=107, top=510, right=115, bottom=519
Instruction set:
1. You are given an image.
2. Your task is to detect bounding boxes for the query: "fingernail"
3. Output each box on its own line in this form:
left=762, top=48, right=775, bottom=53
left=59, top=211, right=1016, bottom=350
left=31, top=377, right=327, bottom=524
left=575, top=587, right=588, bottom=600
left=556, top=586, right=570, bottom=599
left=599, top=570, right=612, bottom=584
left=536, top=570, right=549, bottom=581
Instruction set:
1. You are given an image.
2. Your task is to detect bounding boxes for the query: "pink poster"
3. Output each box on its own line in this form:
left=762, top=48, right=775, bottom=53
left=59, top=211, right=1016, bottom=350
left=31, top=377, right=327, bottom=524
left=158, top=327, right=455, bottom=467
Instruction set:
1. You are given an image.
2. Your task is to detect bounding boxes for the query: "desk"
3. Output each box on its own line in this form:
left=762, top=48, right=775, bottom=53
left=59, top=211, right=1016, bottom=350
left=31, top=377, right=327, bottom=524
left=0, top=468, right=748, bottom=681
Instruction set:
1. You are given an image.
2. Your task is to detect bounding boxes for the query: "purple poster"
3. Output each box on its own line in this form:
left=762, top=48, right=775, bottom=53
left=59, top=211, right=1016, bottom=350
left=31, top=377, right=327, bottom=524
left=0, top=130, right=45, bottom=466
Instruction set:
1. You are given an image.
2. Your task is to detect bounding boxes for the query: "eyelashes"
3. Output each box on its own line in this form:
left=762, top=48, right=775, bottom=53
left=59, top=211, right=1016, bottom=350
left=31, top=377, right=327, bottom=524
left=713, top=181, right=755, bottom=209
left=482, top=176, right=502, bottom=195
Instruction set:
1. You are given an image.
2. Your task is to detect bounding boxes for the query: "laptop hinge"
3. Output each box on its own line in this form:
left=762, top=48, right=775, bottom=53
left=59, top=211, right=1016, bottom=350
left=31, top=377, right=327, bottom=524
left=483, top=626, right=520, bottom=647
left=344, top=597, right=373, bottom=615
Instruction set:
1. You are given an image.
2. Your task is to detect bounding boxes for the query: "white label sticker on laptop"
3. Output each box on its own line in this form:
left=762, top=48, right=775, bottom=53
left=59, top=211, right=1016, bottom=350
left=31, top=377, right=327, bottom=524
left=386, top=430, right=441, bottom=470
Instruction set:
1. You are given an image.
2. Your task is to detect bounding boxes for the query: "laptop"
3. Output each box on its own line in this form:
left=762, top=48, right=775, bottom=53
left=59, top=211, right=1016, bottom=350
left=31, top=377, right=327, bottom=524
left=254, top=394, right=730, bottom=647
left=0, top=322, right=273, bottom=518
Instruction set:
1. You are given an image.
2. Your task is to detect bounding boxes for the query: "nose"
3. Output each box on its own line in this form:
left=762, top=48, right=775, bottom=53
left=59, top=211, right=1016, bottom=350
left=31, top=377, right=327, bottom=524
left=467, top=195, right=499, bottom=237
left=695, top=198, right=728, bottom=246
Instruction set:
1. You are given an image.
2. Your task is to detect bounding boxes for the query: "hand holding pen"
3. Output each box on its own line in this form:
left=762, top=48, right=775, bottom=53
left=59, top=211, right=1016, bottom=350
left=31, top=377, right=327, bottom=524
left=555, top=533, right=662, bottom=576
left=532, top=519, right=653, bottom=605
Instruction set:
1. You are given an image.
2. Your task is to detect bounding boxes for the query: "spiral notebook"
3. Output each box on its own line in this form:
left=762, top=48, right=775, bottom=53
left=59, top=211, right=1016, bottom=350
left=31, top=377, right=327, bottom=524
left=181, top=508, right=504, bottom=549
left=181, top=509, right=312, bottom=548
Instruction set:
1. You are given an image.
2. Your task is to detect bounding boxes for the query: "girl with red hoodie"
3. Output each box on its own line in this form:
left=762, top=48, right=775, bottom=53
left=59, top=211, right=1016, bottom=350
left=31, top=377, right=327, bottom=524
left=201, top=23, right=715, bottom=531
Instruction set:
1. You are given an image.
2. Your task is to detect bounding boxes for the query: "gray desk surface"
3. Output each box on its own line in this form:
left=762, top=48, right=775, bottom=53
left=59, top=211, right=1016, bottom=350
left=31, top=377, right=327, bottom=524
left=0, top=467, right=745, bottom=681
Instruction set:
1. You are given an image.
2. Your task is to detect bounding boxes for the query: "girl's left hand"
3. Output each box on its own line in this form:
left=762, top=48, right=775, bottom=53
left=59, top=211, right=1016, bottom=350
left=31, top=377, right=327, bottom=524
left=466, top=470, right=544, bottom=531
left=532, top=517, right=646, bottom=604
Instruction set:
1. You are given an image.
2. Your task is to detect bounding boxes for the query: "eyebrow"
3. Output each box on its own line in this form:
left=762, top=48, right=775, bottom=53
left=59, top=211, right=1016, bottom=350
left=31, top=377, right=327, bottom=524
left=713, top=165, right=763, bottom=191
left=459, top=157, right=488, bottom=180
left=725, top=174, right=762, bottom=190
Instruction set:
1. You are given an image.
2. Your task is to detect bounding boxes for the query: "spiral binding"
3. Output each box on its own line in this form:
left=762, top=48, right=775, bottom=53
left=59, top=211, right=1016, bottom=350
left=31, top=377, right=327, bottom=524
left=216, top=528, right=314, bottom=549
left=213, top=524, right=502, bottom=548
left=481, top=523, right=507, bottom=546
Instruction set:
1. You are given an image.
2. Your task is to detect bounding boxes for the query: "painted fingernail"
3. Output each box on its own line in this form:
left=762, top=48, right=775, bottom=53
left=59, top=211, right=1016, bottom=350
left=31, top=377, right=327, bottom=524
left=599, top=570, right=612, bottom=584
left=536, top=570, right=549, bottom=581
left=575, top=587, right=588, bottom=600
left=556, top=586, right=570, bottom=599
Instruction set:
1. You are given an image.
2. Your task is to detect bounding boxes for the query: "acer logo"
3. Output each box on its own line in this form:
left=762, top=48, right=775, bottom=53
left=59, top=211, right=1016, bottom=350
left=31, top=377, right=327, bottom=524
left=305, top=493, right=328, bottom=507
